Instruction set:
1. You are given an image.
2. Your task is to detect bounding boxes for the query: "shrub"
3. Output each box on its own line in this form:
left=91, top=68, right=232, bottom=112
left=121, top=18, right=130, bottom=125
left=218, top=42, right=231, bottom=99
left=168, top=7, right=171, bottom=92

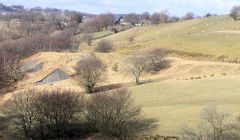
left=167, top=16, right=179, bottom=23
left=95, top=40, right=113, bottom=53
left=0, top=48, right=22, bottom=92
left=1, top=89, right=85, bottom=139
left=147, top=48, right=168, bottom=72
left=71, top=13, right=83, bottom=23
left=86, top=89, right=158, bottom=139
left=111, top=63, right=119, bottom=72
left=1, top=88, right=159, bottom=139
left=230, top=6, right=240, bottom=20
left=32, top=89, right=85, bottom=139
left=74, top=56, right=107, bottom=93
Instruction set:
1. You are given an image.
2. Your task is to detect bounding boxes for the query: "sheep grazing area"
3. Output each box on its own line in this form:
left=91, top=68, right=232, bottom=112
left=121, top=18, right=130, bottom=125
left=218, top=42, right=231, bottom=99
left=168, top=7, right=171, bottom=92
left=2, top=15, right=240, bottom=137
left=2, top=51, right=240, bottom=136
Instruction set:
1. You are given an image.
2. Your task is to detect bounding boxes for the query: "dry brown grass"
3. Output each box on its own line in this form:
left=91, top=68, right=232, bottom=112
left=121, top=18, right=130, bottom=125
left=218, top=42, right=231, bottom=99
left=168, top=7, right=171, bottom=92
left=1, top=51, right=240, bottom=137
left=2, top=52, right=240, bottom=101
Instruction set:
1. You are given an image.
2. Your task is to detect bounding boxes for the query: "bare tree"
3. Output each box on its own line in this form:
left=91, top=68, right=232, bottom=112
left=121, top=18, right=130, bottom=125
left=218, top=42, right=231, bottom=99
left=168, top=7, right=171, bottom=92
left=0, top=48, right=22, bottom=91
left=74, top=56, right=107, bottom=93
left=81, top=18, right=102, bottom=33
left=159, top=10, right=169, bottom=23
left=181, top=12, right=195, bottom=21
left=98, top=13, right=115, bottom=29
left=142, top=12, right=150, bottom=20
left=150, top=12, right=160, bottom=25
left=17, top=22, right=44, bottom=36
left=71, top=12, right=83, bottom=23
left=181, top=104, right=236, bottom=140
left=230, top=6, right=240, bottom=20
left=127, top=51, right=148, bottom=85
left=1, top=89, right=85, bottom=139
left=86, top=88, right=158, bottom=139
left=125, top=13, right=139, bottom=26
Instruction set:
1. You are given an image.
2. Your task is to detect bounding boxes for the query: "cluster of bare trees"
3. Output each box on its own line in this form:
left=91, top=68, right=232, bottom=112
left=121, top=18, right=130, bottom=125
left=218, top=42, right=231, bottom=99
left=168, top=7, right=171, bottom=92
left=149, top=10, right=197, bottom=25
left=122, top=10, right=179, bottom=26
left=80, top=13, right=115, bottom=33
left=0, top=29, right=20, bottom=42
left=0, top=30, right=73, bottom=92
left=1, top=10, right=81, bottom=39
left=0, top=49, right=22, bottom=92
left=150, top=10, right=170, bottom=24
left=1, top=88, right=158, bottom=139
left=0, top=8, right=80, bottom=93
left=125, top=13, right=139, bottom=26
left=74, top=48, right=168, bottom=93
left=1, top=89, right=85, bottom=139
left=2, top=13, right=43, bottom=23
left=74, top=48, right=168, bottom=91
left=0, top=33, right=72, bottom=59
left=127, top=48, right=169, bottom=84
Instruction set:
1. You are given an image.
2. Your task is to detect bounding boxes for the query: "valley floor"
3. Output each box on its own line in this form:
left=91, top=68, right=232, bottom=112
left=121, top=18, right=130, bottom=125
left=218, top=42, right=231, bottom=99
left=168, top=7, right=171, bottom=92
left=2, top=52, right=240, bottom=136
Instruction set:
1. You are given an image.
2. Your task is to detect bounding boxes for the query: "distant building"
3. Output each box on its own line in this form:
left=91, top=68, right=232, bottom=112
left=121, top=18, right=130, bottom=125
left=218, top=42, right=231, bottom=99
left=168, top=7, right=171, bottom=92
left=136, top=19, right=152, bottom=27
left=142, top=20, right=152, bottom=26
left=115, top=16, right=128, bottom=26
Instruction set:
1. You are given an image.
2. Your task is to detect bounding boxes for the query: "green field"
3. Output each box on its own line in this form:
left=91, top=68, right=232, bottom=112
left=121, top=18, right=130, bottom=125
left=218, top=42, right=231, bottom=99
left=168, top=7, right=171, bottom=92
left=97, top=16, right=240, bottom=60
left=130, top=76, right=240, bottom=135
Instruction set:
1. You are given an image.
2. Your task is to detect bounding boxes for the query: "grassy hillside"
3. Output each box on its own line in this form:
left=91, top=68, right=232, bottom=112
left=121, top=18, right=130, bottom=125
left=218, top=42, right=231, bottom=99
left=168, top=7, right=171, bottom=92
left=130, top=76, right=240, bottom=135
left=3, top=15, right=240, bottom=138
left=97, top=16, right=240, bottom=60
left=2, top=52, right=240, bottom=137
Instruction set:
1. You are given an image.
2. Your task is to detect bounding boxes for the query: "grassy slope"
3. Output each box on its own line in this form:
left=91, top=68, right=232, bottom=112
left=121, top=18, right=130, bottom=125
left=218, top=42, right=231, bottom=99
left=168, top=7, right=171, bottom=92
left=98, top=15, right=240, bottom=59
left=91, top=17, right=240, bottom=135
left=130, top=76, right=240, bottom=135
left=3, top=16, right=240, bottom=137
